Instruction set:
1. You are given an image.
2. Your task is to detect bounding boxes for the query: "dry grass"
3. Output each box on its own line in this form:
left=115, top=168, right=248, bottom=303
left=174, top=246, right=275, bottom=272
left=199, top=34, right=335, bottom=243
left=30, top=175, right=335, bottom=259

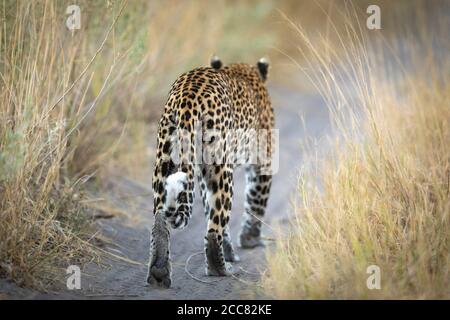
left=263, top=2, right=450, bottom=299
left=0, top=0, right=277, bottom=288
left=0, top=0, right=103, bottom=288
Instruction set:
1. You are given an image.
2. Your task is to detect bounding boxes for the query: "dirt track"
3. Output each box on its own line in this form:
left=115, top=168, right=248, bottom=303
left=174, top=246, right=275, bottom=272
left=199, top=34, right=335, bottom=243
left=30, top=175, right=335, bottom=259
left=0, top=85, right=331, bottom=299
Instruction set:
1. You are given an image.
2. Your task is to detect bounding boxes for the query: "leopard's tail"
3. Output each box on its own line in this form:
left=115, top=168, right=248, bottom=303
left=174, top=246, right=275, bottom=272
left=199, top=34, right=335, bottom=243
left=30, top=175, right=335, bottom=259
left=162, top=108, right=197, bottom=229
left=163, top=171, right=187, bottom=214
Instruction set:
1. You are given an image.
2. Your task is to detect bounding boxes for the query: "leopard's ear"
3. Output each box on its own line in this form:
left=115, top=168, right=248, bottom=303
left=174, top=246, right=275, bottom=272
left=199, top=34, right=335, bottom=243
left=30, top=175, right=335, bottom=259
left=210, top=55, right=222, bottom=69
left=257, top=58, right=269, bottom=82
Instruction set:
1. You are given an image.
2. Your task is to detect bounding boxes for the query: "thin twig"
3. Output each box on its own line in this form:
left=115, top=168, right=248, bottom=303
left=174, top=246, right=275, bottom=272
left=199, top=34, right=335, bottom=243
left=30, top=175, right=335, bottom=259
left=184, top=251, right=221, bottom=285
left=43, top=0, right=128, bottom=117
left=239, top=266, right=263, bottom=276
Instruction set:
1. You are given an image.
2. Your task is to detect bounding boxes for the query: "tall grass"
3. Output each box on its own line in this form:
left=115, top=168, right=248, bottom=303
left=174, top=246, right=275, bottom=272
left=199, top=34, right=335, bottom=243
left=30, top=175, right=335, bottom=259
left=0, top=0, right=277, bottom=288
left=263, top=3, right=450, bottom=299
left=0, top=0, right=100, bottom=288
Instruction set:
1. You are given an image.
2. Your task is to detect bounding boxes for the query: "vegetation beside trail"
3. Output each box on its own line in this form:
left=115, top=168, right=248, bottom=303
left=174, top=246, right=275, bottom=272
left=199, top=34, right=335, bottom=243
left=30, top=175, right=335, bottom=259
left=263, top=3, right=450, bottom=299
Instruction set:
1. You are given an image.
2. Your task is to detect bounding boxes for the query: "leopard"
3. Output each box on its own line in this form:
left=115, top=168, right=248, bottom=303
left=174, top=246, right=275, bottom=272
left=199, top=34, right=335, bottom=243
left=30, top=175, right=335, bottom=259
left=147, top=56, right=275, bottom=288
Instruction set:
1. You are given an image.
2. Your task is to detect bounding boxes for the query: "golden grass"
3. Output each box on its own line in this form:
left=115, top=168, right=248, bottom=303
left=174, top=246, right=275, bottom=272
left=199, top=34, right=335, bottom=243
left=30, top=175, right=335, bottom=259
left=263, top=3, right=450, bottom=299
left=0, top=0, right=103, bottom=288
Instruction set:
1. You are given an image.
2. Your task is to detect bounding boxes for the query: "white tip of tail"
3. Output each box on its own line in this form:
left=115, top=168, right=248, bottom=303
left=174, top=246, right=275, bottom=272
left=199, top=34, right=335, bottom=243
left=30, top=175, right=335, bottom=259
left=164, top=171, right=188, bottom=210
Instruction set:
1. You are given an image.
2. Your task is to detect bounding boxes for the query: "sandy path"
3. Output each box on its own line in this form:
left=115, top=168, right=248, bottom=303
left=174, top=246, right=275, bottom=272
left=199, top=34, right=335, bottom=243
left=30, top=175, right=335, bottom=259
left=0, top=86, right=330, bottom=299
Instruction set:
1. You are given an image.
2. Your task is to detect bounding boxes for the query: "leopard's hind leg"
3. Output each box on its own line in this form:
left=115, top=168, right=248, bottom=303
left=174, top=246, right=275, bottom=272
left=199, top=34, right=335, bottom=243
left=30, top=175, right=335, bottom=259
left=238, top=164, right=272, bottom=248
left=198, top=168, right=239, bottom=263
left=201, top=164, right=236, bottom=276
